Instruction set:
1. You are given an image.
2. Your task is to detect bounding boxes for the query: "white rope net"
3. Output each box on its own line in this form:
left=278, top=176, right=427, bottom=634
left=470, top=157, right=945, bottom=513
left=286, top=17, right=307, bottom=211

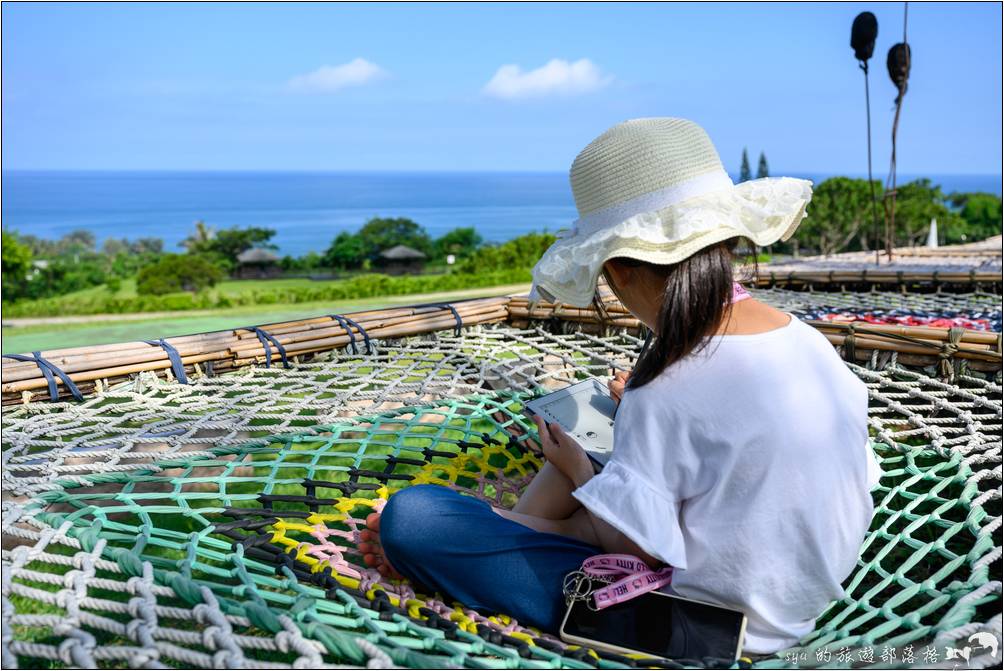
left=2, top=297, right=1001, bottom=669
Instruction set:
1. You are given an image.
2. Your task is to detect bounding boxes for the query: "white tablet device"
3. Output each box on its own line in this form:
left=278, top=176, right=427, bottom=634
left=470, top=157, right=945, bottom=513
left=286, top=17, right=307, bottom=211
left=524, top=378, right=617, bottom=466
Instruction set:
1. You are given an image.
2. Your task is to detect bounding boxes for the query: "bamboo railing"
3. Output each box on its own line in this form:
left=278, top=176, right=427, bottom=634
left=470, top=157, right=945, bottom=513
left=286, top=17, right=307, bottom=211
left=2, top=292, right=1001, bottom=405
left=507, top=293, right=1003, bottom=375
left=1, top=297, right=509, bottom=405
left=752, top=268, right=1002, bottom=289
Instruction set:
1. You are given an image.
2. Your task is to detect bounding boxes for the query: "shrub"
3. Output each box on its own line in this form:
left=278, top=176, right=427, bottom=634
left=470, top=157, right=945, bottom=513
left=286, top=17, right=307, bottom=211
left=947, top=192, right=1003, bottom=243
left=357, top=217, right=433, bottom=258
left=324, top=232, right=370, bottom=270
left=457, top=232, right=556, bottom=274
left=136, top=254, right=225, bottom=295
left=1, top=231, right=33, bottom=301
left=435, top=227, right=483, bottom=259
left=3, top=268, right=532, bottom=317
left=323, top=217, right=436, bottom=269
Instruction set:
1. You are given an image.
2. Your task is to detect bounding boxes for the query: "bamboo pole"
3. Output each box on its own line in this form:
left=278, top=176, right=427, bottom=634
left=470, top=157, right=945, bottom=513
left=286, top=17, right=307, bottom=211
left=231, top=297, right=509, bottom=340
left=2, top=348, right=233, bottom=384
left=228, top=302, right=507, bottom=353
left=2, top=351, right=224, bottom=394
left=509, top=299, right=1000, bottom=346
left=1, top=333, right=236, bottom=378
left=2, top=298, right=509, bottom=383
left=754, top=269, right=1002, bottom=286
left=231, top=308, right=510, bottom=365
left=507, top=296, right=1001, bottom=364
left=1, top=301, right=510, bottom=399
left=4, top=291, right=1000, bottom=405
left=806, top=321, right=1000, bottom=345
left=818, top=333, right=998, bottom=362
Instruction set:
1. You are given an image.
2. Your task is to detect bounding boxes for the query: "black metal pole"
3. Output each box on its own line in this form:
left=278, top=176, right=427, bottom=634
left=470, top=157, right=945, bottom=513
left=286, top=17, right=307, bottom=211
left=862, top=63, right=880, bottom=264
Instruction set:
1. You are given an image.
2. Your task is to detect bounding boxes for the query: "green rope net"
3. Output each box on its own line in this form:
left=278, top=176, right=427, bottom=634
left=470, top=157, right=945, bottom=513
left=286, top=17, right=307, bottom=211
left=3, top=322, right=1001, bottom=669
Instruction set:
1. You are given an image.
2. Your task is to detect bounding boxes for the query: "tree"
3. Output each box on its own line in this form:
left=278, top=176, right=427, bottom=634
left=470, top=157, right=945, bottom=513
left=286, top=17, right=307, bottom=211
left=457, top=232, right=557, bottom=274
left=102, top=238, right=130, bottom=257
left=57, top=230, right=96, bottom=257
left=2, top=231, right=34, bottom=301
left=3, top=230, right=170, bottom=302
left=182, top=223, right=276, bottom=270
left=739, top=148, right=752, bottom=183
left=130, top=238, right=164, bottom=255
left=891, top=179, right=965, bottom=247
left=324, top=232, right=370, bottom=270
left=209, top=227, right=277, bottom=263
left=795, top=177, right=877, bottom=255
left=94, top=236, right=166, bottom=279
left=756, top=152, right=769, bottom=179
left=105, top=237, right=165, bottom=256
left=435, top=227, right=483, bottom=258
left=357, top=217, right=433, bottom=257
left=19, top=230, right=96, bottom=259
left=136, top=254, right=224, bottom=295
left=180, top=220, right=215, bottom=251
left=18, top=257, right=109, bottom=299
left=281, top=251, right=325, bottom=272
left=947, top=192, right=1002, bottom=243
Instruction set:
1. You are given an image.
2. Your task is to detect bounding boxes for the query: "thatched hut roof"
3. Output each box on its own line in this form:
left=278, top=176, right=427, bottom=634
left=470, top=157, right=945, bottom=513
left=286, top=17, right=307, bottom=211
left=379, top=245, right=427, bottom=260
left=236, top=248, right=280, bottom=264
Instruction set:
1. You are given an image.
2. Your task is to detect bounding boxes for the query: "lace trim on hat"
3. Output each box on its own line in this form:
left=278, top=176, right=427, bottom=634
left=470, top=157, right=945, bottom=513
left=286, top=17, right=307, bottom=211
left=533, top=177, right=812, bottom=307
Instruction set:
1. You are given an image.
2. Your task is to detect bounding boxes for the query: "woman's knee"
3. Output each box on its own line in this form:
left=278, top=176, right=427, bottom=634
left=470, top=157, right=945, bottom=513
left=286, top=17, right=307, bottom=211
left=380, top=485, right=466, bottom=560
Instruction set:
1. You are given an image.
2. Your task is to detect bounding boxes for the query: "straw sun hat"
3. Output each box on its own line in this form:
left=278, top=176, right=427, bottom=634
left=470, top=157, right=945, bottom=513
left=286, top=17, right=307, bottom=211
left=529, top=117, right=813, bottom=307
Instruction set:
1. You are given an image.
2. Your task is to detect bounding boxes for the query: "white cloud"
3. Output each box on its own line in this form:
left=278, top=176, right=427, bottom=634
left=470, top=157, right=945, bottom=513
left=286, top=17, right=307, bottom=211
left=288, top=58, right=387, bottom=93
left=482, top=58, right=612, bottom=100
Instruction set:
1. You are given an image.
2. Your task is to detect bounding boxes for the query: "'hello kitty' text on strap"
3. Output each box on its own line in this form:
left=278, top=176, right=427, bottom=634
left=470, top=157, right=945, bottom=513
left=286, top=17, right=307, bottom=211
left=581, top=554, right=674, bottom=610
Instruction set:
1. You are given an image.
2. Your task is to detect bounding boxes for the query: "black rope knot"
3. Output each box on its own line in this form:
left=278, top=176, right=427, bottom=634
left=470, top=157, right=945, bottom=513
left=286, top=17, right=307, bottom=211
left=426, top=303, right=464, bottom=337
left=143, top=339, right=188, bottom=384
left=328, top=314, right=372, bottom=354
left=240, top=327, right=290, bottom=368
left=2, top=352, right=84, bottom=402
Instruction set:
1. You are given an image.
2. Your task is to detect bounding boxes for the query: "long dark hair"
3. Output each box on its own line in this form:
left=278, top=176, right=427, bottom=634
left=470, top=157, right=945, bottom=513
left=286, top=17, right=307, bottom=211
left=598, top=237, right=755, bottom=390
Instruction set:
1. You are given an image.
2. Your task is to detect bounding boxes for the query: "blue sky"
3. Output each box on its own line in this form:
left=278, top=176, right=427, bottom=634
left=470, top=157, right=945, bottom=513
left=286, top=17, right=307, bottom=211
left=2, top=2, right=1001, bottom=174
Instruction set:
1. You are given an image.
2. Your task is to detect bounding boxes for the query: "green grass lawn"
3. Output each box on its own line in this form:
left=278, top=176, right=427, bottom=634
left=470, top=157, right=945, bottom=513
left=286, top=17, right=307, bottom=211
left=1, top=283, right=529, bottom=353
left=3, top=267, right=532, bottom=320
left=62, top=274, right=488, bottom=299
left=44, top=276, right=378, bottom=301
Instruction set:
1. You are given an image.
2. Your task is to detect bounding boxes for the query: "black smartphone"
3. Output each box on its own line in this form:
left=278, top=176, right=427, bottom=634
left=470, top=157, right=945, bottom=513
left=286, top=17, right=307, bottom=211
left=559, top=589, right=747, bottom=662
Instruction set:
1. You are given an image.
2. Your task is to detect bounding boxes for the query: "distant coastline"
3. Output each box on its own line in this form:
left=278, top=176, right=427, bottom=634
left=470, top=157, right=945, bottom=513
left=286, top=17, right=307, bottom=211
left=3, top=170, right=1000, bottom=257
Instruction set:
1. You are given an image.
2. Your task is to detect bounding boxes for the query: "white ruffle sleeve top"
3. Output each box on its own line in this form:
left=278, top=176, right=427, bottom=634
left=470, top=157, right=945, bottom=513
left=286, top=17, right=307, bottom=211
left=572, top=315, right=881, bottom=654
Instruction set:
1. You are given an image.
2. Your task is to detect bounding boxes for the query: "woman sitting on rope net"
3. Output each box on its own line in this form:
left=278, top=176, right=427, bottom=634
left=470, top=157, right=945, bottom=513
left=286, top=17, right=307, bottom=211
left=359, top=118, right=882, bottom=657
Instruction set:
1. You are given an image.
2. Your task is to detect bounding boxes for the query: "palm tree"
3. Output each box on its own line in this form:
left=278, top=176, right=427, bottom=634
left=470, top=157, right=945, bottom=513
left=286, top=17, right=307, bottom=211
left=180, top=220, right=215, bottom=251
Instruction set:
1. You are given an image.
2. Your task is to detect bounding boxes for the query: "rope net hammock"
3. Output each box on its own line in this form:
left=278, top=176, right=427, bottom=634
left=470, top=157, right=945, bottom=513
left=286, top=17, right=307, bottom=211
left=3, top=294, right=1002, bottom=669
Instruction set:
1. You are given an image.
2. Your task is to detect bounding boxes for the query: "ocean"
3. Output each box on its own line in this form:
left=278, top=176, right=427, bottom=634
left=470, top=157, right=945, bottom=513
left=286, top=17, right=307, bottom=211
left=3, top=171, right=1000, bottom=257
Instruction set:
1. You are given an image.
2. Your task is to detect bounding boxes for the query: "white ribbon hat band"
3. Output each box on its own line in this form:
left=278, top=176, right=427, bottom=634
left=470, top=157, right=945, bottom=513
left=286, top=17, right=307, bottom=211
left=570, top=170, right=734, bottom=237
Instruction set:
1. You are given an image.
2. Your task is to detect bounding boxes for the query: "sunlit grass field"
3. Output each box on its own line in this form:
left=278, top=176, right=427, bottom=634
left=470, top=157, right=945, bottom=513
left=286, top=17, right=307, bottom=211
left=1, top=282, right=530, bottom=353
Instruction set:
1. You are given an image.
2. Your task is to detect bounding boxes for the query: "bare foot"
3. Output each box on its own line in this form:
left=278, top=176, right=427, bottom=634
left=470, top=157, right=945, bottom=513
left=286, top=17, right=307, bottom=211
left=357, top=511, right=405, bottom=580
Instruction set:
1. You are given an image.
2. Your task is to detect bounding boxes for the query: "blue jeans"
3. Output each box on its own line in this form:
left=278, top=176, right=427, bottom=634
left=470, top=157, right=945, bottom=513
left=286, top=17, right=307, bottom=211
left=380, top=484, right=601, bottom=632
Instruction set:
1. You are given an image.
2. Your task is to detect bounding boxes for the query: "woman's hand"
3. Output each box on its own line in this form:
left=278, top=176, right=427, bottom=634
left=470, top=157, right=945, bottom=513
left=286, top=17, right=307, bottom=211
left=609, top=370, right=630, bottom=405
left=532, top=415, right=595, bottom=488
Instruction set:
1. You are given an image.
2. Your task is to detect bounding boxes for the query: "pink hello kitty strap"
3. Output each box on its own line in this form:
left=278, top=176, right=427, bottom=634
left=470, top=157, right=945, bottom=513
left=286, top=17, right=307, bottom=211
left=580, top=554, right=674, bottom=610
